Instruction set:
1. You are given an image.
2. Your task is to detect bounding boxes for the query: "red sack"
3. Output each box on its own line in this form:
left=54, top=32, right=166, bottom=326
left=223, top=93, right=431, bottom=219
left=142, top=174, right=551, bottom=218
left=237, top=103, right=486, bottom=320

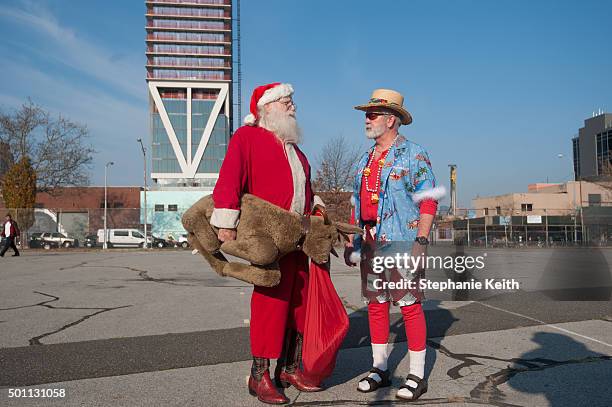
left=301, top=260, right=349, bottom=385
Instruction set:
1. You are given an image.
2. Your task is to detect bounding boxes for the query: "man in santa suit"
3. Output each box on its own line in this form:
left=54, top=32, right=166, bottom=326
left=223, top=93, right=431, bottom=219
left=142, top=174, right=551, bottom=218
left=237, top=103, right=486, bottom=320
left=211, top=83, right=322, bottom=404
left=345, top=89, right=445, bottom=401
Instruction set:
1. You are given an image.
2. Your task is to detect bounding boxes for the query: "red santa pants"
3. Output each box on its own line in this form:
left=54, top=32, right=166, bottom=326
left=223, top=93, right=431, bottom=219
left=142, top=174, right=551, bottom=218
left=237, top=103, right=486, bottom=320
left=250, top=251, right=309, bottom=359
left=368, top=301, right=427, bottom=351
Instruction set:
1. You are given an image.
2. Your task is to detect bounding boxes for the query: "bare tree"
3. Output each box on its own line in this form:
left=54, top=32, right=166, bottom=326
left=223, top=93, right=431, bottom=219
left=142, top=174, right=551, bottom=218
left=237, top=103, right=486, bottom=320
left=313, top=135, right=362, bottom=193
left=0, top=99, right=95, bottom=193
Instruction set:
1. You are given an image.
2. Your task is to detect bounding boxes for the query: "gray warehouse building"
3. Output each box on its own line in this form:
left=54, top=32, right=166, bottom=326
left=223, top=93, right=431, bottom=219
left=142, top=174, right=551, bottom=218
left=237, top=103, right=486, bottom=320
left=572, top=112, right=612, bottom=179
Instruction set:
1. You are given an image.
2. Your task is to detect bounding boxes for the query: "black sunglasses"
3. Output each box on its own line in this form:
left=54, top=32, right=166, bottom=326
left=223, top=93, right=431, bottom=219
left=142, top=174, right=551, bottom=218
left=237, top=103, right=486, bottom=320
left=365, top=112, right=388, bottom=120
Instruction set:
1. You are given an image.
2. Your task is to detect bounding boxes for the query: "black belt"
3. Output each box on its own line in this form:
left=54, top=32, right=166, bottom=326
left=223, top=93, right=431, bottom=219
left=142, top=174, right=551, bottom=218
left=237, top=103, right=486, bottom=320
left=362, top=220, right=376, bottom=227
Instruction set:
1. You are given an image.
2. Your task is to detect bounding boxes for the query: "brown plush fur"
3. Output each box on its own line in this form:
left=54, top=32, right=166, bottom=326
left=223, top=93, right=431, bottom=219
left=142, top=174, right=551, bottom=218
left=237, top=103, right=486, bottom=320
left=182, top=194, right=362, bottom=287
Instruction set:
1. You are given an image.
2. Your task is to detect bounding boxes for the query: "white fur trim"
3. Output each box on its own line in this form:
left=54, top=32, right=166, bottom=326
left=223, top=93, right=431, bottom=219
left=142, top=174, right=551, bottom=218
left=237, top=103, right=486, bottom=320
left=313, top=195, right=326, bottom=208
left=349, top=250, right=361, bottom=264
left=210, top=208, right=240, bottom=229
left=412, top=185, right=446, bottom=204
left=243, top=113, right=256, bottom=126
left=257, top=83, right=294, bottom=107
left=285, top=144, right=306, bottom=214
left=350, top=195, right=356, bottom=206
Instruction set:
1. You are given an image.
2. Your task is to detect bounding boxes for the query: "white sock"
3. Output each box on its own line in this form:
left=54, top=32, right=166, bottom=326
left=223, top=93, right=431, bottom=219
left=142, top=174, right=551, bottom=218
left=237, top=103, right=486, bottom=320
left=372, top=343, right=389, bottom=370
left=397, top=349, right=426, bottom=399
left=357, top=343, right=388, bottom=391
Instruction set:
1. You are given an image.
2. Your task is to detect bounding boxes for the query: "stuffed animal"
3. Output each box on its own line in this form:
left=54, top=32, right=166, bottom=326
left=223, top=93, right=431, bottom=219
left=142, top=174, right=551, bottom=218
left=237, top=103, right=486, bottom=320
left=182, top=194, right=362, bottom=287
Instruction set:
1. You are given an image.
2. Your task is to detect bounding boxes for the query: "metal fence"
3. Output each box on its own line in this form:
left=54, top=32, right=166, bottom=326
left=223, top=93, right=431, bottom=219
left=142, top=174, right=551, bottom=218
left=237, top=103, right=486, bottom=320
left=435, top=207, right=612, bottom=247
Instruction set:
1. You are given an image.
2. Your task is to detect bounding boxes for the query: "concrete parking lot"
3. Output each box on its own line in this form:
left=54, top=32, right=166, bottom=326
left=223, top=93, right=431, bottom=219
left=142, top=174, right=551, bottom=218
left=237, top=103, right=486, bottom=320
left=0, top=248, right=610, bottom=406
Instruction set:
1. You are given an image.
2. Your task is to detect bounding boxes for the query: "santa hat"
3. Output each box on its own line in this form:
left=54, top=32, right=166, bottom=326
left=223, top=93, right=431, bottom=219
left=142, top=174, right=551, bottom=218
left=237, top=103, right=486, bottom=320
left=244, top=82, right=294, bottom=126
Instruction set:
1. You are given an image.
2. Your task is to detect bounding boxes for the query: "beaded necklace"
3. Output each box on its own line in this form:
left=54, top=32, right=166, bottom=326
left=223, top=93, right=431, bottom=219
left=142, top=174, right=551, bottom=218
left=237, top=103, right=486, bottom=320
left=363, top=149, right=389, bottom=204
left=363, top=136, right=398, bottom=204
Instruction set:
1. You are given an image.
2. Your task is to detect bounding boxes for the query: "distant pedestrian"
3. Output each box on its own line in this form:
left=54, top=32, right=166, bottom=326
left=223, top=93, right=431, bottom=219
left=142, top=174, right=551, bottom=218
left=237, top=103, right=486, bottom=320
left=1, top=214, right=20, bottom=257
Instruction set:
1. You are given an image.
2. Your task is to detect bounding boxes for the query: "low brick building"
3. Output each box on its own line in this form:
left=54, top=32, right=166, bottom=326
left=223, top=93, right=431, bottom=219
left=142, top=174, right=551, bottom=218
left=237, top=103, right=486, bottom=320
left=0, top=187, right=142, bottom=242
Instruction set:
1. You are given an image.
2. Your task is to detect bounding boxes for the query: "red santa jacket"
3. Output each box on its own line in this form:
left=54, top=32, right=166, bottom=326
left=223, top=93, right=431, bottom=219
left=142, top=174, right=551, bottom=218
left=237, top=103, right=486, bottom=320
left=211, top=125, right=313, bottom=228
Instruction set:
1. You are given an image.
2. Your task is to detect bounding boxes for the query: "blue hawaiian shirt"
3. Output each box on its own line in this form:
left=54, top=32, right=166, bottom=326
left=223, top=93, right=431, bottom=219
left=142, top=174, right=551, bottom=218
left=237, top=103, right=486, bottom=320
left=352, top=135, right=443, bottom=251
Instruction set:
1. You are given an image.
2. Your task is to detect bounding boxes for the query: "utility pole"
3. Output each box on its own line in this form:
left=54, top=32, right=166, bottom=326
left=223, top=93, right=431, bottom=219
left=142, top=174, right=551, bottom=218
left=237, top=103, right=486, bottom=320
left=137, top=138, right=148, bottom=249
left=448, top=164, right=457, bottom=216
left=103, top=161, right=114, bottom=250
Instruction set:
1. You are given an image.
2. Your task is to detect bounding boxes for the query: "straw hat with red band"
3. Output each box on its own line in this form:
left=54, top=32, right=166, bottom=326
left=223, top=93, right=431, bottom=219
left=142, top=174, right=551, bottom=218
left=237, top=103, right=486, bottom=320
left=244, top=82, right=294, bottom=126
left=354, top=88, right=413, bottom=125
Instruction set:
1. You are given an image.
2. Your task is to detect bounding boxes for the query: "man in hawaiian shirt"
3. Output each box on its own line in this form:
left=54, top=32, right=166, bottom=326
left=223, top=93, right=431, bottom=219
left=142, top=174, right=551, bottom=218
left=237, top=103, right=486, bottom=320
left=345, top=89, right=444, bottom=401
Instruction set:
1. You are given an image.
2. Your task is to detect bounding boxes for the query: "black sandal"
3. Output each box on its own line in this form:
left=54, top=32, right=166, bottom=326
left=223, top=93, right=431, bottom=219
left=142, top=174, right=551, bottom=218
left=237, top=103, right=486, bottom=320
left=356, top=367, right=391, bottom=393
left=396, top=374, right=427, bottom=400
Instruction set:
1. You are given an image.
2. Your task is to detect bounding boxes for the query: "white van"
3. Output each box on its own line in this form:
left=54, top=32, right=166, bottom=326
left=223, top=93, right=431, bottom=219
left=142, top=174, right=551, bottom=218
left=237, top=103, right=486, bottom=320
left=97, top=229, right=151, bottom=248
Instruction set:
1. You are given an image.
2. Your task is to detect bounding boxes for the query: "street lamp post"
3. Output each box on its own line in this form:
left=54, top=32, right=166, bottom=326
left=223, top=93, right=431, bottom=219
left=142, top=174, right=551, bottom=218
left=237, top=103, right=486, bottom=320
left=137, top=138, right=148, bottom=249
left=557, top=153, right=581, bottom=244
left=103, top=161, right=114, bottom=250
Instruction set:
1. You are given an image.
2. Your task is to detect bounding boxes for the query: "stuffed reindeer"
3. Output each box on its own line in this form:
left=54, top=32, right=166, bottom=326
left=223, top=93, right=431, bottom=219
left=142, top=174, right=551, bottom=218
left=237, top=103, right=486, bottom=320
left=182, top=194, right=362, bottom=287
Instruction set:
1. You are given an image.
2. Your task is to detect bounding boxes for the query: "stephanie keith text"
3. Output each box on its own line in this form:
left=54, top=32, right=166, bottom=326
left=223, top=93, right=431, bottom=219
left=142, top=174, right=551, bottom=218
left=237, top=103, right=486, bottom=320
left=372, top=278, right=521, bottom=292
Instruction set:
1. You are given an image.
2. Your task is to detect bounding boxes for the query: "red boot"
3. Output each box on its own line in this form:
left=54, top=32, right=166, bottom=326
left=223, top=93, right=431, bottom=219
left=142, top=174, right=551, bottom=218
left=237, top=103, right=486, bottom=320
left=274, top=330, right=322, bottom=392
left=278, top=369, right=322, bottom=392
left=248, top=371, right=289, bottom=404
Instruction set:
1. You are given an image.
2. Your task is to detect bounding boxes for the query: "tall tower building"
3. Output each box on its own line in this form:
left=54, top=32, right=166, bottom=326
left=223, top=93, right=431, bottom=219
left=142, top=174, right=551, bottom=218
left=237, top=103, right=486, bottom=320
left=145, top=0, right=232, bottom=187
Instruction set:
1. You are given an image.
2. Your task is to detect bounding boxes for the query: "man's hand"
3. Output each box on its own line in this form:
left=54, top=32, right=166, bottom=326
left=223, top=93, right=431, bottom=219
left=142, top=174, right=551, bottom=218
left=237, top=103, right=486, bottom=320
left=344, top=243, right=357, bottom=267
left=411, top=241, right=427, bottom=274
left=218, top=228, right=237, bottom=242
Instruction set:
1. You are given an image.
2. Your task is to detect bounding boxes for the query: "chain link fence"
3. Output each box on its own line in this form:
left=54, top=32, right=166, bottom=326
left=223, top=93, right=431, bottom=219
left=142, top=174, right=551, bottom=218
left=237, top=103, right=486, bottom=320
left=435, top=206, right=612, bottom=247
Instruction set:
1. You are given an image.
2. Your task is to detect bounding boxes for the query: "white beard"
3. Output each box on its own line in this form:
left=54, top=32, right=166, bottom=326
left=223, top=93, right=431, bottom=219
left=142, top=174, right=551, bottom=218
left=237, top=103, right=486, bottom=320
left=365, top=121, right=387, bottom=139
left=259, top=109, right=302, bottom=144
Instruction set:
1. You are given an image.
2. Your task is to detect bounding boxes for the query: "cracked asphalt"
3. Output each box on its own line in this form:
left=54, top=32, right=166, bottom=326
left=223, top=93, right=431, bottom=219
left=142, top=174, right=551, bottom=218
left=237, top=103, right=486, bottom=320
left=0, top=248, right=610, bottom=406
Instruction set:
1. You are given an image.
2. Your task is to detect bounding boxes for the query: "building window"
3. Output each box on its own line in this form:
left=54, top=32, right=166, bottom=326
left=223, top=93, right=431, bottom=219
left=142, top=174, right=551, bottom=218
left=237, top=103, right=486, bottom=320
left=588, top=194, right=601, bottom=206
left=496, top=206, right=501, bottom=215
left=596, top=132, right=612, bottom=175
left=572, top=137, right=580, bottom=180
left=168, top=204, right=178, bottom=211
left=155, top=204, right=165, bottom=212
left=113, top=202, right=124, bottom=208
left=521, top=204, right=533, bottom=212
left=34, top=203, right=44, bottom=208
left=484, top=208, right=489, bottom=216
left=438, top=228, right=451, bottom=239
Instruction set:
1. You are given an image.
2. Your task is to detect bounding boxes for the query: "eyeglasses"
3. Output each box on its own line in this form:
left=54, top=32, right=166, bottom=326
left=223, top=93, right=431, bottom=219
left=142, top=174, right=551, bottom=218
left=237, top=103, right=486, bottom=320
left=278, top=99, right=296, bottom=109
left=365, top=112, right=388, bottom=120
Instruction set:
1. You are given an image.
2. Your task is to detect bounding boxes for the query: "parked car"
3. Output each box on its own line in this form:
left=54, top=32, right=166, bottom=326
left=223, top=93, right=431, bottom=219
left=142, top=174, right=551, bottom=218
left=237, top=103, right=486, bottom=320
left=97, top=229, right=152, bottom=248
left=150, top=235, right=167, bottom=248
left=30, top=232, right=42, bottom=242
left=84, top=234, right=99, bottom=248
left=177, top=234, right=190, bottom=248
left=28, top=234, right=60, bottom=250
left=39, top=232, right=78, bottom=248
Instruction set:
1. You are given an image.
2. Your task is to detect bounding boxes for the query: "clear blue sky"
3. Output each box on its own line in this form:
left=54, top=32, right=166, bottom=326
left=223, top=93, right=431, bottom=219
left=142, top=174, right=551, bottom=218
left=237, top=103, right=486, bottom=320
left=0, top=0, right=610, bottom=207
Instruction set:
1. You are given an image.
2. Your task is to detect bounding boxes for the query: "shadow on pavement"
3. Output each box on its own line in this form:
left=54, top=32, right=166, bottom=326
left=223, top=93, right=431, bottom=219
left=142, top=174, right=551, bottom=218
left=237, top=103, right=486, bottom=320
left=505, top=332, right=612, bottom=407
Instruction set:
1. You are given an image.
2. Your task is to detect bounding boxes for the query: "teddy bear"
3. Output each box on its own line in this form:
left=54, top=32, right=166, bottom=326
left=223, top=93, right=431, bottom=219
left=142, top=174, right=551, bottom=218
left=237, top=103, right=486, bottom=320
left=182, top=194, right=362, bottom=287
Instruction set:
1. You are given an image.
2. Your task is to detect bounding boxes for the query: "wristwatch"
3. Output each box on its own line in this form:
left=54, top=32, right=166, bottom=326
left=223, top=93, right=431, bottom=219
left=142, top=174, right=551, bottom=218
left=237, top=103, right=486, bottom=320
left=415, top=236, right=429, bottom=245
